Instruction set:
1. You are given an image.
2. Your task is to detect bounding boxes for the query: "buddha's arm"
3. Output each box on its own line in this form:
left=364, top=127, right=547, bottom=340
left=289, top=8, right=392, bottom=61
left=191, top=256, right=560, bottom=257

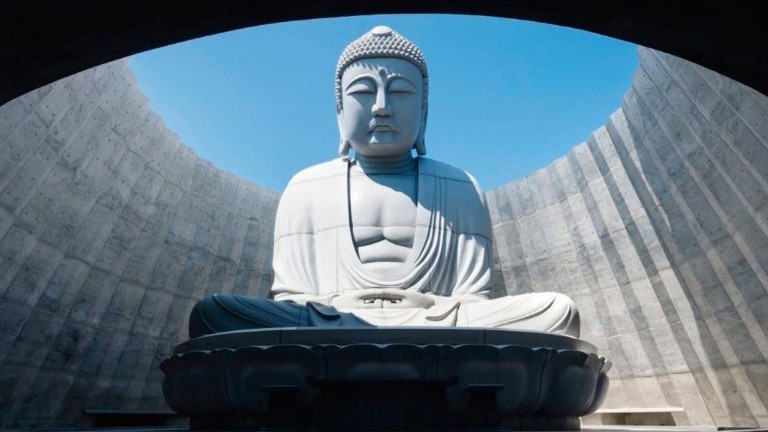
left=431, top=292, right=488, bottom=303
left=273, top=288, right=488, bottom=310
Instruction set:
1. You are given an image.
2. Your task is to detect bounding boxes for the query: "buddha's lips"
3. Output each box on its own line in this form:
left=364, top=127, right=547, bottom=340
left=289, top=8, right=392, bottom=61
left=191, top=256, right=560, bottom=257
left=369, top=120, right=396, bottom=132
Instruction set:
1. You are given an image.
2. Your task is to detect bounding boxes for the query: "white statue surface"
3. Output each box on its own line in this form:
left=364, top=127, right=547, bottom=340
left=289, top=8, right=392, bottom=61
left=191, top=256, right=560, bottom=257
left=189, top=26, right=579, bottom=336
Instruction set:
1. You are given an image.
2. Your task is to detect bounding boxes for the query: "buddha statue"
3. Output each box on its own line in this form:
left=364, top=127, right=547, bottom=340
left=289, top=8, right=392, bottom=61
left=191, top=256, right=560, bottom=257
left=189, top=25, right=580, bottom=338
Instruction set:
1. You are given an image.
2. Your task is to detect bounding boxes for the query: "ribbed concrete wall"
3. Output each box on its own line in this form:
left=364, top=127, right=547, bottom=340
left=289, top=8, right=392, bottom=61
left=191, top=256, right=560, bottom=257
left=1, top=46, right=767, bottom=429
left=0, top=60, right=279, bottom=428
left=487, top=47, right=768, bottom=427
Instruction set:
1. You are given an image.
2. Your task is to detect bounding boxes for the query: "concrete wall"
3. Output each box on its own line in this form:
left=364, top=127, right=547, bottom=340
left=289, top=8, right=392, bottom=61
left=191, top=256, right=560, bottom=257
left=0, top=60, right=279, bottom=428
left=487, top=47, right=768, bottom=427
left=1, top=45, right=767, bottom=429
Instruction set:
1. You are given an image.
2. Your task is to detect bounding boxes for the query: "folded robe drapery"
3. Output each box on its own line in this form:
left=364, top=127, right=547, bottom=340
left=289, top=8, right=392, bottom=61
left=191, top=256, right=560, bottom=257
left=271, top=157, right=493, bottom=301
left=270, top=157, right=577, bottom=330
left=189, top=156, right=580, bottom=336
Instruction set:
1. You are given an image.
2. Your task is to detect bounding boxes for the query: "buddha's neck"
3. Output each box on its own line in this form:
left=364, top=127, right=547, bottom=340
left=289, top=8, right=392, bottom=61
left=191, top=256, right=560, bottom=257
left=353, top=153, right=416, bottom=175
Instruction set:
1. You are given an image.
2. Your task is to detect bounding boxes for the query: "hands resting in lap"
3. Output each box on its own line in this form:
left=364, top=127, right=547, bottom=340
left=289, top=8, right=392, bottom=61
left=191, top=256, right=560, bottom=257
left=330, top=288, right=436, bottom=309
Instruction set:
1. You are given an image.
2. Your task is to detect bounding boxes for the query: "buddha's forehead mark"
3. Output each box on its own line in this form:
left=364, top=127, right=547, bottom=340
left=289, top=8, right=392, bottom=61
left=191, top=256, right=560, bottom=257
left=378, top=67, right=387, bottom=79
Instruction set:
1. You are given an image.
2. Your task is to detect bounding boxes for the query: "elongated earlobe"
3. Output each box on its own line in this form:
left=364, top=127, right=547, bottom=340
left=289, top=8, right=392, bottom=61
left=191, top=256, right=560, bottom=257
left=415, top=135, right=426, bottom=155
left=339, top=139, right=350, bottom=156
left=337, top=109, right=350, bottom=156
left=414, top=108, right=427, bottom=155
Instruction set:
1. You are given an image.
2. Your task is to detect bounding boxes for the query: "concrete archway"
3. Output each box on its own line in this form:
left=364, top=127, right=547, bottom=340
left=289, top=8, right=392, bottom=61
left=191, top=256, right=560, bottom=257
left=1, top=1, right=766, bottom=104
left=2, top=3, right=768, bottom=429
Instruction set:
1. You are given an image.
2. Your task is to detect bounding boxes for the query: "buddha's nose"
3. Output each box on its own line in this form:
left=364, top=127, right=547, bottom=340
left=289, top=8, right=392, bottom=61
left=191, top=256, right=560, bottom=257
left=372, top=89, right=389, bottom=116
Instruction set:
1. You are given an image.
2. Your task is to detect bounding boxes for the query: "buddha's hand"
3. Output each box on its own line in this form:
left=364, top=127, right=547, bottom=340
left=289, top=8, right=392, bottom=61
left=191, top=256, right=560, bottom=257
left=331, top=289, right=436, bottom=309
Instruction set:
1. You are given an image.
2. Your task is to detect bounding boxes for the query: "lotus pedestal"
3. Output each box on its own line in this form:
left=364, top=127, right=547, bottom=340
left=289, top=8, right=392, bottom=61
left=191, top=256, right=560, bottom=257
left=161, top=327, right=610, bottom=431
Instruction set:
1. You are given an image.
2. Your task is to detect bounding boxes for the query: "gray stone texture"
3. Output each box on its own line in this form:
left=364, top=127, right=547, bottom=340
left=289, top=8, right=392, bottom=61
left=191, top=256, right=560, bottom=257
left=0, top=59, right=279, bottom=428
left=488, top=47, right=768, bottom=428
left=1, top=45, right=768, bottom=429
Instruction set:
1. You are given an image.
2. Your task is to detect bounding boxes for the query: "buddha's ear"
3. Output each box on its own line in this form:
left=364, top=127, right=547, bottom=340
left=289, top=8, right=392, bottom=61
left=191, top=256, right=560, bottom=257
left=414, top=106, right=427, bottom=156
left=337, top=110, right=350, bottom=156
left=339, top=140, right=350, bottom=157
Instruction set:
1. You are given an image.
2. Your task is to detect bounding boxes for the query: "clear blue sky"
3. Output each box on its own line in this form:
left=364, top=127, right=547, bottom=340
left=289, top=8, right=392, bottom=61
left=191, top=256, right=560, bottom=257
left=129, top=14, right=638, bottom=193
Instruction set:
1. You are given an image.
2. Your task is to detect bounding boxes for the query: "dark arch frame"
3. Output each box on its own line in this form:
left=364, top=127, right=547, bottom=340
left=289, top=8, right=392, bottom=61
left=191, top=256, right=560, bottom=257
left=1, top=1, right=766, bottom=106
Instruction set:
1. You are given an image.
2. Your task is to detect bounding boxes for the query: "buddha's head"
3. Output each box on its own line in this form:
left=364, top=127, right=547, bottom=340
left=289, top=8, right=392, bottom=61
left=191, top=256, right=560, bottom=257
left=335, top=26, right=428, bottom=158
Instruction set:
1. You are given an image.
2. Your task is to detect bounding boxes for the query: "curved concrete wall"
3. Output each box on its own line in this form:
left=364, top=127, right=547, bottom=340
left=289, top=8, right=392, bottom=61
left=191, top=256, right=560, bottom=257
left=487, top=47, right=768, bottom=427
left=0, top=60, right=279, bottom=427
left=0, top=46, right=767, bottom=428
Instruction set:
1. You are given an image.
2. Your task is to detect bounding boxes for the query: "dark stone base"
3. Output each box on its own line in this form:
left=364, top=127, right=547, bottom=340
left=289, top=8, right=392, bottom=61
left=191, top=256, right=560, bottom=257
left=190, top=414, right=579, bottom=432
left=82, top=409, right=185, bottom=428
left=161, top=328, right=611, bottom=431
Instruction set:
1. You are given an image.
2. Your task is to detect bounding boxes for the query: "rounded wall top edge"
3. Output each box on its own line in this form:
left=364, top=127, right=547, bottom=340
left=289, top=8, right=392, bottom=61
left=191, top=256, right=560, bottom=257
left=1, top=1, right=766, bottom=106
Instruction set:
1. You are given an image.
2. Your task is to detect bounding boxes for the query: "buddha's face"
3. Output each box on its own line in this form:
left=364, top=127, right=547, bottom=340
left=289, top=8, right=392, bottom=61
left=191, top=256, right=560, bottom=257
left=338, top=57, right=423, bottom=158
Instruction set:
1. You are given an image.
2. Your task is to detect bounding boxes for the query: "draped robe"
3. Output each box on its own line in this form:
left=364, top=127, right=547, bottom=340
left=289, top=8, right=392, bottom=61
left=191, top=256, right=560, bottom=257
left=273, top=157, right=491, bottom=297
left=269, top=156, right=579, bottom=333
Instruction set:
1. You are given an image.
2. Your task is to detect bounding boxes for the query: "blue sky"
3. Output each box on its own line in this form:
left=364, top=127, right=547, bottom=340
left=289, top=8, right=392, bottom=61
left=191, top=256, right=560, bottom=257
left=129, top=14, right=638, bottom=193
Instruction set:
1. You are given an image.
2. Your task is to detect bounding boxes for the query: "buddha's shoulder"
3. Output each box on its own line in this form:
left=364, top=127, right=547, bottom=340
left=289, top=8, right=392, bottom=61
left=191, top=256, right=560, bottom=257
left=284, top=158, right=347, bottom=187
left=276, top=159, right=347, bottom=218
left=418, top=157, right=483, bottom=189
left=419, top=157, right=490, bottom=235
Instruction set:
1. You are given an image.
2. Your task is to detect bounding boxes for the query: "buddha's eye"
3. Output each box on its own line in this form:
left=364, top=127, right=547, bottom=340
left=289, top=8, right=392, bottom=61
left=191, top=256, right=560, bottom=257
left=388, top=77, right=417, bottom=94
left=346, top=79, right=376, bottom=95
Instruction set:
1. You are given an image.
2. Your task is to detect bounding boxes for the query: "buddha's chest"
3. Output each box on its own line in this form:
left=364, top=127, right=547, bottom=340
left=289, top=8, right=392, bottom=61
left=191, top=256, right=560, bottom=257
left=349, top=173, right=417, bottom=263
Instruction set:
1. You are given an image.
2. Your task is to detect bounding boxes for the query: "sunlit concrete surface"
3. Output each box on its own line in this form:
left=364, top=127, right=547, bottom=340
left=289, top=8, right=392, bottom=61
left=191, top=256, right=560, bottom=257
left=0, top=46, right=767, bottom=429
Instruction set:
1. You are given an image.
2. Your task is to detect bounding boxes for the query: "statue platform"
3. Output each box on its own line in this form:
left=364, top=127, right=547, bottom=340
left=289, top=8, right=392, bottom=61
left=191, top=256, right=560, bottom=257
left=161, top=327, right=610, bottom=431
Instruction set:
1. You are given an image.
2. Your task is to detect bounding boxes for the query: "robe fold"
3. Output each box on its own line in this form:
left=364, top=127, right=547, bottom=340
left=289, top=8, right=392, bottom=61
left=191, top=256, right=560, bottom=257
left=189, top=156, right=580, bottom=336
left=271, top=157, right=493, bottom=301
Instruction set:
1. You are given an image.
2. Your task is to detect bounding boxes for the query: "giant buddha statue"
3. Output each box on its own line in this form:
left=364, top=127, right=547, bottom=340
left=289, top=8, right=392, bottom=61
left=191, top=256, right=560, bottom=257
left=188, top=25, right=580, bottom=337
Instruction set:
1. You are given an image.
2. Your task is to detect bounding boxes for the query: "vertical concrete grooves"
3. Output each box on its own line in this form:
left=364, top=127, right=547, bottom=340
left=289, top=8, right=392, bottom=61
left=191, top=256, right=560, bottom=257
left=605, top=108, right=716, bottom=425
left=0, top=47, right=767, bottom=429
left=0, top=60, right=279, bottom=428
left=488, top=47, right=768, bottom=427
left=648, top=42, right=768, bottom=422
